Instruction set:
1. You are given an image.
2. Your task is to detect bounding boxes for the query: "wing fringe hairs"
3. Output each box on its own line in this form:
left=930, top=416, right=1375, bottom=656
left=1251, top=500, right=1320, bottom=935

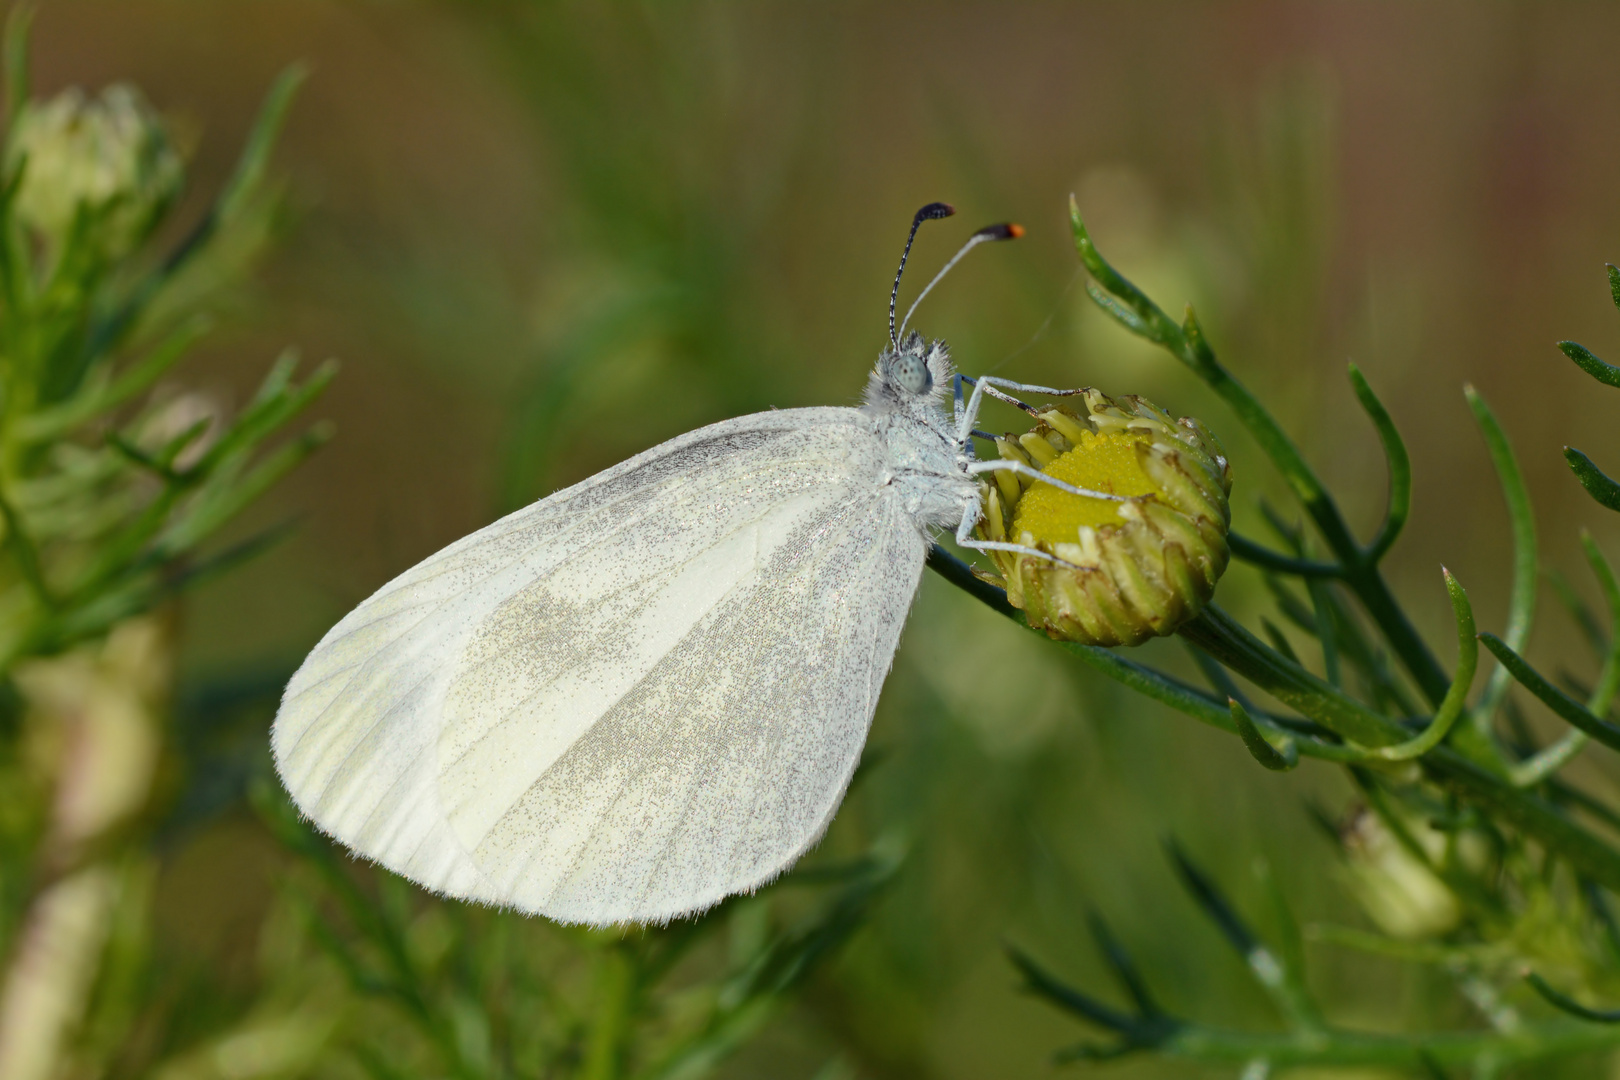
left=275, top=408, right=927, bottom=926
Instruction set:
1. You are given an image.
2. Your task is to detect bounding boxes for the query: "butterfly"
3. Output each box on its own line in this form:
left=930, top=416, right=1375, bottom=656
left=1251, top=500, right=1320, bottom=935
left=272, top=203, right=1114, bottom=925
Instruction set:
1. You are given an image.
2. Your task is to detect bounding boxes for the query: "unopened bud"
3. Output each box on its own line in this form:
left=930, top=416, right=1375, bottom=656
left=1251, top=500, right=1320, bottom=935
left=7, top=84, right=182, bottom=263
left=1339, top=806, right=1460, bottom=940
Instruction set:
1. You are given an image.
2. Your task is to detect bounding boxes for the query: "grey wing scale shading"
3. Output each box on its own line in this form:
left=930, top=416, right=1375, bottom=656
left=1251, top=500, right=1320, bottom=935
left=272, top=406, right=928, bottom=925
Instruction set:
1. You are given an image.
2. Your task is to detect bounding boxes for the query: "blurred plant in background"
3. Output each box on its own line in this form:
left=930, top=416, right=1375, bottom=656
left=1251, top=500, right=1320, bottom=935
left=0, top=13, right=332, bottom=1077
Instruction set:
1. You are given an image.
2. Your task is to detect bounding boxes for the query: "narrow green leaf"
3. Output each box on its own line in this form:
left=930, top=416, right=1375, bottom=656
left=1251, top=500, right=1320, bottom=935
left=1303, top=580, right=1424, bottom=717
left=1083, top=281, right=1156, bottom=341
left=929, top=548, right=1620, bottom=890
left=1467, top=385, right=1537, bottom=730
left=1307, top=578, right=1342, bottom=688
left=1068, top=196, right=1178, bottom=346
left=1189, top=641, right=1254, bottom=707
left=16, top=315, right=212, bottom=443
left=217, top=64, right=308, bottom=225
left=1252, top=857, right=1324, bottom=1033
left=106, top=431, right=183, bottom=482
left=1086, top=913, right=1163, bottom=1019
left=1608, top=264, right=1620, bottom=312
left=1264, top=576, right=1317, bottom=635
left=1547, top=566, right=1607, bottom=659
left=1367, top=569, right=1476, bottom=762
left=1166, top=838, right=1321, bottom=1035
left=1348, top=363, right=1411, bottom=561
left=0, top=484, right=50, bottom=605
left=1558, top=340, right=1620, bottom=388
left=162, top=520, right=299, bottom=596
left=1567, top=447, right=1620, bottom=511
left=1526, top=973, right=1620, bottom=1023
left=85, top=65, right=306, bottom=357
left=1417, top=1052, right=1452, bottom=1080
left=191, top=355, right=335, bottom=476
left=1521, top=535, right=1620, bottom=782
left=1510, top=730, right=1589, bottom=788
left=1583, top=532, right=1620, bottom=718
left=160, top=421, right=333, bottom=555
left=1007, top=946, right=1144, bottom=1036
left=928, top=548, right=1357, bottom=762
left=1261, top=619, right=1301, bottom=665
left=1229, top=697, right=1299, bottom=772
left=1478, top=633, right=1620, bottom=753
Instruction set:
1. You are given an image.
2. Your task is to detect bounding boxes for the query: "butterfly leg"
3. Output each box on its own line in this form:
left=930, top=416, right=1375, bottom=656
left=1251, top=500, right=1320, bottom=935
left=952, top=496, right=1061, bottom=563
left=964, top=458, right=1128, bottom=502
left=952, top=457, right=1132, bottom=566
left=952, top=375, right=1089, bottom=447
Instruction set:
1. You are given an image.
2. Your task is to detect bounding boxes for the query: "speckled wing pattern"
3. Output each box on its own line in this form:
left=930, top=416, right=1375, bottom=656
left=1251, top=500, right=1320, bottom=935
left=272, top=407, right=929, bottom=925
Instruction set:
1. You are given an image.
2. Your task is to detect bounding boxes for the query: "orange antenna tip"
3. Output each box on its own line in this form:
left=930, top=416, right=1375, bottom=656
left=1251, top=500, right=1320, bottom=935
left=973, top=222, right=1024, bottom=241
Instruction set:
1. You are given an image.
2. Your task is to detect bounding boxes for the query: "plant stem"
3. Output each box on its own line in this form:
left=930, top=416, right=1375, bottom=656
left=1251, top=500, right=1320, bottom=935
left=927, top=550, right=1620, bottom=892
left=584, top=943, right=634, bottom=1080
left=1153, top=1019, right=1620, bottom=1071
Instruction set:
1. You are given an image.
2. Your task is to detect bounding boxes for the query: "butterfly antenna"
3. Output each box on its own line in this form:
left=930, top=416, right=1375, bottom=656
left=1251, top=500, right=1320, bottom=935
left=890, top=202, right=956, bottom=348
left=897, top=222, right=1024, bottom=341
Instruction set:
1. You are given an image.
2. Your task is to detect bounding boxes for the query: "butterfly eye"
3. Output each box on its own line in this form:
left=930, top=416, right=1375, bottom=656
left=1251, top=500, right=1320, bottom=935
left=893, top=352, right=932, bottom=396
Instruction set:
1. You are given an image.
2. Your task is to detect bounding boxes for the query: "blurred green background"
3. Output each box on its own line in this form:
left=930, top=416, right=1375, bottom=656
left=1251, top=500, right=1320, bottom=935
left=23, top=2, right=1620, bottom=1076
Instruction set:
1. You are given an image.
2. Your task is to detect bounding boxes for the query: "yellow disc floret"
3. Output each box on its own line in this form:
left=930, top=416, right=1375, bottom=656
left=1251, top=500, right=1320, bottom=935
left=1012, top=429, right=1159, bottom=538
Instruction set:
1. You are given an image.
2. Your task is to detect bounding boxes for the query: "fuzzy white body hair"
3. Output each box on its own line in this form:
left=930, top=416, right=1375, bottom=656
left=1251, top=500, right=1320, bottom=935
left=272, top=334, right=979, bottom=926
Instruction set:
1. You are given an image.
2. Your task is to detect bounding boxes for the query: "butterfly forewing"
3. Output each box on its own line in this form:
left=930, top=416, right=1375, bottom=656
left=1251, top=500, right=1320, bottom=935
left=273, top=407, right=929, bottom=924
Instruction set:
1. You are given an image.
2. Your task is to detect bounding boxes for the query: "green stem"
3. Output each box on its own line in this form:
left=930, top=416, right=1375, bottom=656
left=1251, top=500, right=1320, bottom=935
left=1178, top=606, right=1402, bottom=747
left=583, top=942, right=634, bottom=1080
left=932, top=549, right=1620, bottom=892
left=1152, top=1019, right=1620, bottom=1071
left=1182, top=603, right=1620, bottom=892
left=1229, top=532, right=1342, bottom=578
left=926, top=548, right=1357, bottom=764
left=1511, top=731, right=1591, bottom=788
left=1069, top=198, right=1451, bottom=706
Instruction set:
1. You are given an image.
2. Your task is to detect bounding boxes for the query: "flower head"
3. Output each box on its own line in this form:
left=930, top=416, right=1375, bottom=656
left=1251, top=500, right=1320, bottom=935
left=976, top=389, right=1231, bottom=645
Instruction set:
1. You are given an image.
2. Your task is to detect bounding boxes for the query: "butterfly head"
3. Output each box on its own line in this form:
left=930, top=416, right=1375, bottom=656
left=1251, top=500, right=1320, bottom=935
left=871, top=330, right=951, bottom=407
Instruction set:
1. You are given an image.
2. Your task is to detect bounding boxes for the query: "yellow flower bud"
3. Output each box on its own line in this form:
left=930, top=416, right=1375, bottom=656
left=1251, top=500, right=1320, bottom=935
left=7, top=84, right=182, bottom=263
left=975, top=388, right=1231, bottom=646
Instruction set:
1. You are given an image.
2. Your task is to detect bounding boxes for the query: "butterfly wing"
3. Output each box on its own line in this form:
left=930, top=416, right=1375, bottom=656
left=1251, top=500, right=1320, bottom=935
left=272, top=406, right=928, bottom=925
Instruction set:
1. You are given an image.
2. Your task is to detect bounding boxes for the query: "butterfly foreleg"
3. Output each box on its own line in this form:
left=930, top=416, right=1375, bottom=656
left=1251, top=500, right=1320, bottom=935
left=952, top=375, right=1089, bottom=447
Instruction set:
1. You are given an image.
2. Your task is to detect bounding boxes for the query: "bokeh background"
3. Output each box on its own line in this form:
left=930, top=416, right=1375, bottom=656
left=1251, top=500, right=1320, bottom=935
left=23, top=2, right=1620, bottom=1076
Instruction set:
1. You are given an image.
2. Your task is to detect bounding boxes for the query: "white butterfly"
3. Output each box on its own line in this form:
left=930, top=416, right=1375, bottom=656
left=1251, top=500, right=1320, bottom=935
left=272, top=204, right=1124, bottom=926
